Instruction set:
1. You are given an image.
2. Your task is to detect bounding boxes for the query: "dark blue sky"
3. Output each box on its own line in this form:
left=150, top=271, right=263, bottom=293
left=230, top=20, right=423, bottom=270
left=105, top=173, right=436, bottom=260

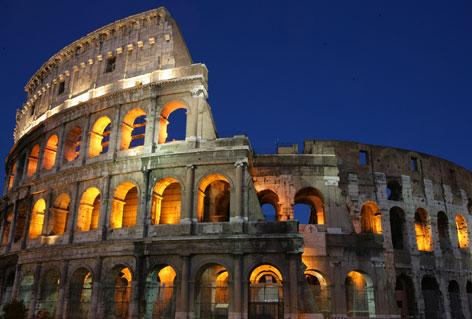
left=1, top=1, right=472, bottom=191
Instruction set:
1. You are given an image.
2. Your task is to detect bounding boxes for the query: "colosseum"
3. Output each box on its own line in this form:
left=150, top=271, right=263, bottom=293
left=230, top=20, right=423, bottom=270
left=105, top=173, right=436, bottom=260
left=0, top=6, right=471, bottom=319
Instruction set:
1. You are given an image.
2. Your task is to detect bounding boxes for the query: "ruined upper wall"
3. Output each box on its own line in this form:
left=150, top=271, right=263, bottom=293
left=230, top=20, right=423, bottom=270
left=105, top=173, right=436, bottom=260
left=15, top=7, right=192, bottom=142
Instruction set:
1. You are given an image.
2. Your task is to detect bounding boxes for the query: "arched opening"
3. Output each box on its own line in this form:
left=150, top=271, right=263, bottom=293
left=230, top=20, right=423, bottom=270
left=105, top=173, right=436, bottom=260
left=120, top=108, right=146, bottom=150
left=28, top=199, right=46, bottom=239
left=27, top=144, right=40, bottom=177
left=455, top=214, right=469, bottom=248
left=14, top=205, right=27, bottom=243
left=467, top=281, right=472, bottom=316
left=158, top=102, right=187, bottom=144
left=64, top=126, right=82, bottom=162
left=414, top=208, right=433, bottom=251
left=305, top=270, right=330, bottom=316
left=2, top=211, right=13, bottom=244
left=437, top=211, right=451, bottom=250
left=248, top=264, right=283, bottom=319
left=1, top=272, right=15, bottom=305
left=345, top=271, right=375, bottom=317
left=360, top=202, right=382, bottom=234
left=18, top=272, right=34, bottom=311
left=258, top=190, right=280, bottom=221
left=390, top=207, right=406, bottom=250
left=386, top=181, right=402, bottom=201
left=449, top=280, right=464, bottom=319
left=144, top=265, right=177, bottom=319
left=294, top=187, right=324, bottom=225
left=104, top=267, right=132, bottom=319
left=38, top=269, right=60, bottom=317
left=421, top=277, right=443, bottom=318
left=68, top=268, right=93, bottom=319
left=110, top=182, right=138, bottom=228
left=151, top=178, right=182, bottom=225
left=77, top=187, right=100, bottom=232
left=7, top=163, right=16, bottom=190
left=89, top=117, right=111, bottom=157
left=394, top=275, right=416, bottom=317
left=42, top=134, right=58, bottom=170
left=198, top=175, right=230, bottom=222
left=194, top=264, right=229, bottom=319
left=48, top=194, right=70, bottom=236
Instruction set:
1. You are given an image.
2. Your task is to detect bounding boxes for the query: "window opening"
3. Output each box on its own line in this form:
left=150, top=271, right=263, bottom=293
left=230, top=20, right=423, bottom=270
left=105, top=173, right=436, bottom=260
left=27, top=144, right=40, bottom=177
left=414, top=208, right=433, bottom=251
left=104, top=267, right=131, bottom=319
left=248, top=265, right=283, bottom=319
left=28, top=199, right=46, bottom=239
left=101, top=124, right=111, bottom=154
left=456, top=215, right=469, bottom=248
left=14, top=206, right=27, bottom=243
left=145, top=266, right=176, bottom=319
left=151, top=179, right=182, bottom=225
left=359, top=151, right=368, bottom=165
left=386, top=181, right=402, bottom=201
left=58, top=81, right=65, bottom=95
left=69, top=269, right=93, bottom=319
left=77, top=188, right=100, bottom=232
left=111, top=182, right=138, bottom=228
left=48, top=194, right=70, bottom=236
left=294, top=187, right=324, bottom=225
left=262, top=204, right=276, bottom=222
left=305, top=271, right=331, bottom=316
left=195, top=265, right=229, bottom=319
left=411, top=157, right=418, bottom=171
left=105, top=57, right=116, bottom=73
left=345, top=271, right=375, bottom=317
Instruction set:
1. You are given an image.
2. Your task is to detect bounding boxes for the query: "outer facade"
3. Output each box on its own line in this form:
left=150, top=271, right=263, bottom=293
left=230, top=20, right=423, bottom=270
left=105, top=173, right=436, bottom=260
left=0, top=7, right=470, bottom=319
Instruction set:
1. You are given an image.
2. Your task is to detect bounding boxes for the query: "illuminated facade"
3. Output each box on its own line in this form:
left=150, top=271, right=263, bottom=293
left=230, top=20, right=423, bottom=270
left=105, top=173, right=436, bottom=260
left=0, top=6, right=471, bottom=319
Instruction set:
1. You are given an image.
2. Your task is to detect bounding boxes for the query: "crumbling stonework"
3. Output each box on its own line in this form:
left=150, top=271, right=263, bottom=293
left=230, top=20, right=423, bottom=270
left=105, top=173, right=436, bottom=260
left=0, top=6, right=470, bottom=319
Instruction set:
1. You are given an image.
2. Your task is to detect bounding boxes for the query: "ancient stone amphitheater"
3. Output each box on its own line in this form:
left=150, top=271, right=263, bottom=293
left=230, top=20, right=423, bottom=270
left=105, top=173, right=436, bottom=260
left=0, top=6, right=471, bottom=319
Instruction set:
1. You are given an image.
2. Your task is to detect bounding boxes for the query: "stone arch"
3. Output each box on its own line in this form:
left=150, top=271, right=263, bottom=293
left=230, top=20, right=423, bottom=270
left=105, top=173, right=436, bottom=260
left=449, top=280, right=464, bottom=319
left=7, top=162, right=16, bottom=190
left=144, top=265, right=177, bottom=319
left=415, top=208, right=433, bottom=251
left=77, top=187, right=101, bottom=232
left=248, top=264, right=284, bottom=319
left=158, top=101, right=187, bottom=144
left=394, top=274, right=417, bottom=317
left=455, top=214, right=469, bottom=248
left=27, top=144, right=40, bottom=177
left=103, top=265, right=133, bottom=319
left=437, top=211, right=450, bottom=239
left=360, top=201, right=382, bottom=234
left=110, top=182, right=139, bottom=228
left=194, top=263, right=230, bottom=319
left=2, top=210, right=13, bottom=244
left=38, top=269, right=60, bottom=317
left=386, top=180, right=402, bottom=201
left=0, top=271, right=15, bottom=305
left=89, top=116, right=112, bottom=157
left=305, top=269, right=331, bottom=316
left=421, top=276, right=443, bottom=318
left=42, top=134, right=59, bottom=170
left=18, top=271, right=34, bottom=310
left=390, top=206, right=406, bottom=250
left=120, top=108, right=146, bottom=150
left=345, top=271, right=375, bottom=317
left=294, top=187, right=325, bottom=224
left=151, top=178, right=182, bottom=225
left=257, top=189, right=280, bottom=221
left=48, top=193, right=70, bottom=236
left=13, top=205, right=27, bottom=243
left=68, top=267, right=93, bottom=319
left=197, top=174, right=231, bottom=222
left=63, top=126, right=83, bottom=162
left=28, top=198, right=46, bottom=239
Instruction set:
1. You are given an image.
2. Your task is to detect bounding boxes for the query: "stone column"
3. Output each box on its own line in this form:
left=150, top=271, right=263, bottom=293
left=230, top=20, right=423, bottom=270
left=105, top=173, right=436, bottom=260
left=65, top=182, right=80, bottom=244
left=99, top=175, right=112, bottom=240
left=54, top=261, right=69, bottom=319
left=176, top=255, right=190, bottom=319
left=5, top=199, right=18, bottom=253
left=88, top=257, right=103, bottom=319
left=128, top=256, right=144, bottom=319
left=289, top=253, right=298, bottom=318
left=231, top=253, right=243, bottom=319
left=28, top=263, right=42, bottom=319
left=40, top=192, right=54, bottom=239
left=231, top=160, right=246, bottom=222
left=11, top=263, right=22, bottom=300
left=141, top=170, right=151, bottom=236
left=182, top=165, right=195, bottom=223
left=52, top=124, right=66, bottom=172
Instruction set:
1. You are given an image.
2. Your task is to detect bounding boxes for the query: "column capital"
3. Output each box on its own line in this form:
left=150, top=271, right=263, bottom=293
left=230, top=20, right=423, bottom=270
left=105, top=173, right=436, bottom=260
left=186, top=164, right=195, bottom=170
left=234, top=159, right=248, bottom=167
left=190, top=86, right=207, bottom=98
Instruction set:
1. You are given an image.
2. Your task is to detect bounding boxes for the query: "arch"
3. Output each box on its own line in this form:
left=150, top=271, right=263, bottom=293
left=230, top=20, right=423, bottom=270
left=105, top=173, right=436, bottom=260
left=89, top=116, right=111, bottom=157
left=437, top=211, right=450, bottom=239
left=305, top=270, right=331, bottom=316
left=38, top=269, right=60, bottom=317
left=151, top=178, right=182, bottom=225
left=294, top=187, right=325, bottom=225
left=197, top=174, right=230, bottom=222
left=18, top=271, right=34, bottom=311
left=64, top=126, right=83, bottom=162
left=448, top=280, right=464, bottom=319
left=414, top=208, right=433, bottom=251
left=2, top=211, right=13, bottom=244
left=68, top=268, right=93, bottom=319
left=110, top=182, right=138, bottom=228
left=394, top=275, right=417, bottom=317
left=421, top=276, right=443, bottom=318
left=120, top=108, right=146, bottom=150
left=455, top=214, right=469, bottom=248
left=27, top=144, right=40, bottom=177
left=28, top=199, right=46, bottom=239
left=0, top=272, right=15, bottom=305
left=258, top=189, right=280, bottom=221
left=248, top=264, right=283, bottom=319
left=345, top=271, right=375, bottom=317
left=77, top=187, right=101, bottom=232
left=144, top=265, right=177, bottom=319
left=104, top=266, right=132, bottom=319
left=42, top=134, right=58, bottom=170
left=14, top=205, right=27, bottom=242
left=390, top=207, right=406, bottom=250
left=386, top=180, right=402, bottom=201
left=360, top=202, right=382, bottom=234
left=7, top=162, right=16, bottom=190
left=48, top=193, right=70, bottom=236
left=194, top=263, right=229, bottom=319
left=158, top=101, right=187, bottom=144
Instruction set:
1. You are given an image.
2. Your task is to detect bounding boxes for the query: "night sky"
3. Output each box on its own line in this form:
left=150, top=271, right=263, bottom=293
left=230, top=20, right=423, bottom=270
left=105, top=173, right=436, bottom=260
left=1, top=1, right=472, bottom=192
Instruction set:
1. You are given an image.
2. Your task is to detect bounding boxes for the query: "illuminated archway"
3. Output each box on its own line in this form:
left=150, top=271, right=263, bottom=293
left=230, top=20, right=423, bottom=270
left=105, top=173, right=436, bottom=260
left=120, top=108, right=146, bottom=150
left=64, top=126, right=82, bottom=162
left=258, top=189, right=280, bottom=221
left=455, top=214, right=469, bottom=248
left=110, top=182, right=138, bottom=228
left=345, top=271, right=375, bottom=317
left=7, top=162, right=16, bottom=190
left=28, top=199, right=46, bottom=239
left=145, top=265, right=177, bottom=319
left=48, top=194, right=70, bottom=236
left=2, top=211, right=13, bottom=244
left=104, top=266, right=132, bottom=319
left=414, top=208, right=433, bottom=251
left=158, top=101, right=187, bottom=144
left=13, top=205, right=27, bottom=242
left=68, top=268, right=93, bottom=319
left=360, top=202, right=382, bottom=234
left=197, top=174, right=230, bottom=222
left=194, top=264, right=229, bottom=319
left=77, top=187, right=101, bottom=232
left=89, top=117, right=111, bottom=157
left=305, top=270, right=330, bottom=316
left=294, top=187, right=324, bottom=224
left=151, top=178, right=182, bottom=225
left=38, top=269, right=60, bottom=317
left=248, top=264, right=283, bottom=319
left=42, top=134, right=59, bottom=170
left=27, top=144, right=40, bottom=177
